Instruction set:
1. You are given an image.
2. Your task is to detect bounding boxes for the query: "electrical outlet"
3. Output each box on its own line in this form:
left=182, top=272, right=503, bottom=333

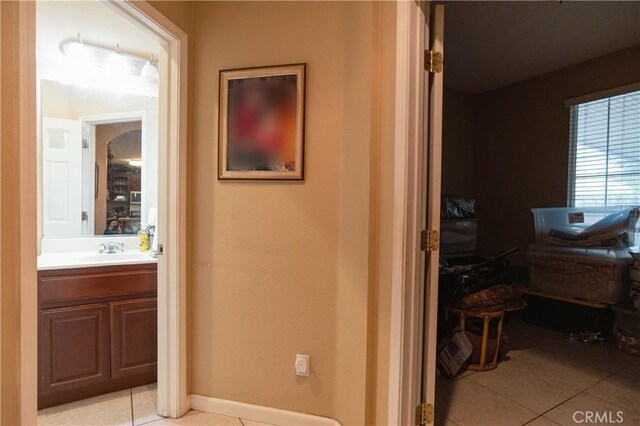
left=295, top=354, right=309, bottom=377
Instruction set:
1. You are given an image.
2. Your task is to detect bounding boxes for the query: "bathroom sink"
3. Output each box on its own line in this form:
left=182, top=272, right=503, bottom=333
left=38, top=250, right=157, bottom=270
left=75, top=252, right=153, bottom=263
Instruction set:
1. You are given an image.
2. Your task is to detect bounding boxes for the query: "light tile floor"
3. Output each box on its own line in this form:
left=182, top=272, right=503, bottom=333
left=37, top=384, right=274, bottom=426
left=436, top=318, right=640, bottom=426
left=36, top=318, right=640, bottom=426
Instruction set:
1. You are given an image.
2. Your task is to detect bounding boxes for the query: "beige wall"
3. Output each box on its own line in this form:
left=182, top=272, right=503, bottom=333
left=474, top=45, right=640, bottom=265
left=1, top=2, right=22, bottom=424
left=188, top=2, right=374, bottom=424
left=153, top=2, right=395, bottom=424
left=150, top=1, right=399, bottom=424
left=442, top=88, right=475, bottom=196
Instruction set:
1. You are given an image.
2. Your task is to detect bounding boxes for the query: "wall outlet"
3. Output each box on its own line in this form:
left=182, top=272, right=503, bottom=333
left=295, top=354, right=309, bottom=377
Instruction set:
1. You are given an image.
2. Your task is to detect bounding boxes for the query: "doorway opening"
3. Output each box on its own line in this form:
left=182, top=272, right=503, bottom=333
left=22, top=0, right=188, bottom=424
left=432, top=2, right=640, bottom=426
left=36, top=3, right=161, bottom=424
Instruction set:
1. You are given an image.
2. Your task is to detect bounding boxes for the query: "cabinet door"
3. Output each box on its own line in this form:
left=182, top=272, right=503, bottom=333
left=39, top=304, right=110, bottom=397
left=110, top=298, right=157, bottom=379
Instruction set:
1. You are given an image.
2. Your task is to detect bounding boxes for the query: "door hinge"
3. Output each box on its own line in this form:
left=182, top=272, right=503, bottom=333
left=421, top=230, right=439, bottom=252
left=416, top=402, right=434, bottom=425
left=82, top=139, right=89, bottom=149
left=425, top=50, right=443, bottom=74
left=81, top=211, right=88, bottom=221
left=157, top=244, right=164, bottom=255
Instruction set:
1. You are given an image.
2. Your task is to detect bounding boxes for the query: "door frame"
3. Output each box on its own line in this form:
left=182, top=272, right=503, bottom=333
left=18, top=1, right=188, bottom=423
left=387, top=1, right=432, bottom=425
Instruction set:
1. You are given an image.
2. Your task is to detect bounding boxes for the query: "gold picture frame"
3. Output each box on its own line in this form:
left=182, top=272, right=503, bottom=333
left=218, top=63, right=306, bottom=180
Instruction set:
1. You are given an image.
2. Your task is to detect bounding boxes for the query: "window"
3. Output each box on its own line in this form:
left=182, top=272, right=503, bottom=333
left=568, top=90, right=640, bottom=207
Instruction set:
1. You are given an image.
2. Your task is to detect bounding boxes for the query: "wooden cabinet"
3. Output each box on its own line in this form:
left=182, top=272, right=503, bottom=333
left=39, top=304, right=111, bottom=394
left=110, top=298, right=157, bottom=379
left=38, top=263, right=157, bottom=409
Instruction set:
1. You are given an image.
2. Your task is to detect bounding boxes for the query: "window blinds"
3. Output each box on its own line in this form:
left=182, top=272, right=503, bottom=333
left=568, top=89, right=640, bottom=207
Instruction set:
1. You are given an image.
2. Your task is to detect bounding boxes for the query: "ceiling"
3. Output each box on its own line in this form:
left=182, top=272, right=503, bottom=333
left=441, top=1, right=640, bottom=94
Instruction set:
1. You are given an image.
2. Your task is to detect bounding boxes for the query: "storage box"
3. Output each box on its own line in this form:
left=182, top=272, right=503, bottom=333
left=612, top=303, right=640, bottom=356
left=441, top=219, right=477, bottom=255
left=531, top=206, right=638, bottom=246
left=527, top=243, right=631, bottom=304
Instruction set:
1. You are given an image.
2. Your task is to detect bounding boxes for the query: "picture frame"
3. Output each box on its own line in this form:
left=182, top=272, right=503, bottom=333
left=218, top=63, right=306, bottom=180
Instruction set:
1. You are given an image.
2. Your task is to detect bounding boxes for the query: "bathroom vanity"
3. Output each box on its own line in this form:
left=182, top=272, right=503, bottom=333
left=38, top=262, right=157, bottom=409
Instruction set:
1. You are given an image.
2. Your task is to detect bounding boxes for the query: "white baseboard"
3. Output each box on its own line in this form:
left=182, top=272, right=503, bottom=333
left=189, top=394, right=342, bottom=426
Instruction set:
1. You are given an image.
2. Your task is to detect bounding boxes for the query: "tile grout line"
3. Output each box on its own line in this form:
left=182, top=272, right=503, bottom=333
left=521, top=362, right=635, bottom=426
left=475, top=345, right=637, bottom=423
left=461, top=375, right=538, bottom=414
left=130, top=388, right=135, bottom=426
left=521, top=414, right=560, bottom=426
left=520, top=393, right=580, bottom=426
left=444, top=376, right=539, bottom=422
left=580, top=389, right=640, bottom=416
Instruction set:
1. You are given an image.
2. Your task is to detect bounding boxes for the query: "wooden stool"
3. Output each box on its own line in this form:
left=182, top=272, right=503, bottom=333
left=445, top=306, right=506, bottom=371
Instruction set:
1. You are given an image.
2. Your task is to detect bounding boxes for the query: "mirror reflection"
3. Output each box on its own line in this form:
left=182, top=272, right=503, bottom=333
left=40, top=80, right=158, bottom=238
left=101, top=123, right=142, bottom=235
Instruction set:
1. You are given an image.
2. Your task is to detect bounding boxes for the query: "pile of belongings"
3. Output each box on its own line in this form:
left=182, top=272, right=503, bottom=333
left=439, top=247, right=521, bottom=303
left=543, top=207, right=640, bottom=248
left=438, top=250, right=526, bottom=375
left=441, top=194, right=475, bottom=219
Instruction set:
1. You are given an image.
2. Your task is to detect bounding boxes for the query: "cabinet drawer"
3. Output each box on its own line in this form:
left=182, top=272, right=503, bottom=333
left=39, top=264, right=157, bottom=309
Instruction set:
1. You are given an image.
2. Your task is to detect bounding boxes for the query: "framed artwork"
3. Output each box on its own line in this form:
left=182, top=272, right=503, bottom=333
left=218, top=63, right=306, bottom=180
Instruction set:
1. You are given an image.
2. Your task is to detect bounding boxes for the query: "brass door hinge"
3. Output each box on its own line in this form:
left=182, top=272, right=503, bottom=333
left=416, top=402, right=434, bottom=425
left=425, top=50, right=443, bottom=73
left=421, top=230, right=439, bottom=252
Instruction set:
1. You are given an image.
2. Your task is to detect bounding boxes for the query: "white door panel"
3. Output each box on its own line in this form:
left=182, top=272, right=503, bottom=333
left=81, top=122, right=96, bottom=236
left=42, top=117, right=83, bottom=237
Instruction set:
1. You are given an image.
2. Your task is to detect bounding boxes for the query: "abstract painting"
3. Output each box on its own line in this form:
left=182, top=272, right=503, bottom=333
left=219, top=63, right=306, bottom=180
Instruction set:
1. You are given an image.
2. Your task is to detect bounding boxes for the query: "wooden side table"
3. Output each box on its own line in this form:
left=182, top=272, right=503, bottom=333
left=445, top=306, right=506, bottom=371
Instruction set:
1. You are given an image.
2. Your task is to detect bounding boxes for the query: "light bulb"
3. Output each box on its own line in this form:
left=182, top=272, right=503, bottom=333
left=140, top=54, right=159, bottom=83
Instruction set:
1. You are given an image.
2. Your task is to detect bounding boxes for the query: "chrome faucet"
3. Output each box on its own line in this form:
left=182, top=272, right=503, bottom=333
left=99, top=241, right=124, bottom=254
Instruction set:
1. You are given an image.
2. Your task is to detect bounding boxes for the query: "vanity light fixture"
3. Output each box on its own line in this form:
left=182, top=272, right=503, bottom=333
left=128, top=160, right=143, bottom=167
left=140, top=54, right=160, bottom=84
left=60, top=34, right=157, bottom=80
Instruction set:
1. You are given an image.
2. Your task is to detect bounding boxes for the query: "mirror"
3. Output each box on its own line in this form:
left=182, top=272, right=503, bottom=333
left=101, top=123, right=142, bottom=235
left=40, top=80, right=158, bottom=238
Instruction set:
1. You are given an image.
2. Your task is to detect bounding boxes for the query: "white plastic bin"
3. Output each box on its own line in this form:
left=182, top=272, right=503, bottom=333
left=531, top=206, right=638, bottom=246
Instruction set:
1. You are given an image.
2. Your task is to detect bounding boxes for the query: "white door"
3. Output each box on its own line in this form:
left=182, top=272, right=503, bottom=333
left=420, top=4, right=445, bottom=425
left=42, top=117, right=83, bottom=237
left=81, top=122, right=96, bottom=236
